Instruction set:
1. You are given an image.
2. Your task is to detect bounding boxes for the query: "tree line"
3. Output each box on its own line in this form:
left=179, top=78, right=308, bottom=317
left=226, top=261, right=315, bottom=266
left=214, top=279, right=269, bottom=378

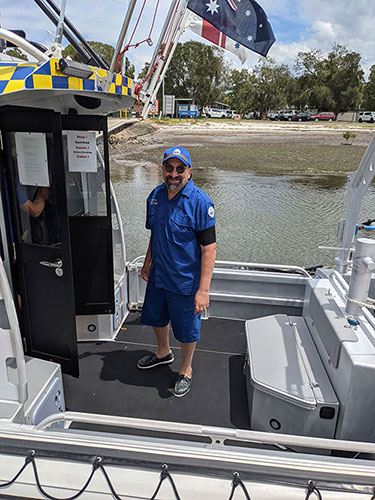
left=6, top=39, right=375, bottom=114
left=159, top=41, right=373, bottom=115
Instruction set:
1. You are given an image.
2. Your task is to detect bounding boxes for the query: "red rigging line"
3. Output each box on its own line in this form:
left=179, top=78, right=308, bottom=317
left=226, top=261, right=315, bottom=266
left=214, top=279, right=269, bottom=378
left=116, top=0, right=160, bottom=72
left=134, top=0, right=181, bottom=96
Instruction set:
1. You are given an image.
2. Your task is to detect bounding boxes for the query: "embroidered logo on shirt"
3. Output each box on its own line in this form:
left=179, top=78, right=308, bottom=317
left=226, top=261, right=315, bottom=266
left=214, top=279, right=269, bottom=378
left=208, top=206, right=215, bottom=218
left=150, top=198, right=158, bottom=205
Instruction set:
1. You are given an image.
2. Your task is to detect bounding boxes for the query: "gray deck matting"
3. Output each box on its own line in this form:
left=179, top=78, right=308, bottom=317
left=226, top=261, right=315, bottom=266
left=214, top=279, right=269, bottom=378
left=63, top=315, right=250, bottom=431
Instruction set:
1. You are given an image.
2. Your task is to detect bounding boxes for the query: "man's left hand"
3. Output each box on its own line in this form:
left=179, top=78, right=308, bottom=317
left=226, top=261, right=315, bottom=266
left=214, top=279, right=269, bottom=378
left=195, top=289, right=209, bottom=315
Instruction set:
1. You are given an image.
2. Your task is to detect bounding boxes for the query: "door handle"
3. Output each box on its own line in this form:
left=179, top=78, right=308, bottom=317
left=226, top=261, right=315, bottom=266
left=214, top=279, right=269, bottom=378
left=39, top=259, right=63, bottom=269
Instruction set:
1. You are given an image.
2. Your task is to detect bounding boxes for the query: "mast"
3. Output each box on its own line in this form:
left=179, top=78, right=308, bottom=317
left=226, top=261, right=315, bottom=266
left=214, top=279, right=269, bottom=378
left=141, top=0, right=189, bottom=119
left=54, top=0, right=67, bottom=44
left=110, top=0, right=138, bottom=72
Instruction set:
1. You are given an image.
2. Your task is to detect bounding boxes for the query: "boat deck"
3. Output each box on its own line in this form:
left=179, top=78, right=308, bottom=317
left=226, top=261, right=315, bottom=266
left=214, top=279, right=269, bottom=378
left=63, top=314, right=250, bottom=430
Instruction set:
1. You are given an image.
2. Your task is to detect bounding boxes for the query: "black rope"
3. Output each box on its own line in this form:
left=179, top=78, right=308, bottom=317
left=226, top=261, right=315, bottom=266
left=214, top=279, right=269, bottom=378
left=305, top=480, right=323, bottom=500
left=150, top=464, right=181, bottom=500
left=2, top=450, right=374, bottom=500
left=228, top=472, right=252, bottom=500
left=0, top=450, right=35, bottom=487
left=97, top=458, right=122, bottom=500
left=32, top=454, right=101, bottom=500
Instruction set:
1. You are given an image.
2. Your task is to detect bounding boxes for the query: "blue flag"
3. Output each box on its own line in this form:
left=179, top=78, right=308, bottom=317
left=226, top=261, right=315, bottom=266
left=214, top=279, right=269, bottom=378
left=187, top=0, right=275, bottom=57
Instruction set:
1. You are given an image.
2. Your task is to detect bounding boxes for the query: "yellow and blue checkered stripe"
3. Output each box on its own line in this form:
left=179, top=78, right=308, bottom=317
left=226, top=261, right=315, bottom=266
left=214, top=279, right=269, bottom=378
left=0, top=62, right=38, bottom=94
left=0, top=59, right=132, bottom=97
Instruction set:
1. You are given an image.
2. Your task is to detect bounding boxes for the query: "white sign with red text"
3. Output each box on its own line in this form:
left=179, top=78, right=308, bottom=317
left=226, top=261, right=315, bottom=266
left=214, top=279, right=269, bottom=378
left=67, top=131, right=97, bottom=173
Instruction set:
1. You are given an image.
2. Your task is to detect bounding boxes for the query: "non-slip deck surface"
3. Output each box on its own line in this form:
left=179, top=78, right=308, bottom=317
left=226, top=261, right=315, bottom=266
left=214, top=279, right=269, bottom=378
left=63, top=315, right=250, bottom=430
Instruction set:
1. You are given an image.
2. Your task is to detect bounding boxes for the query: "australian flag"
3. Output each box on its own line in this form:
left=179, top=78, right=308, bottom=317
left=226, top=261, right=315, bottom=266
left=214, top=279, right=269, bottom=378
left=187, top=0, right=275, bottom=57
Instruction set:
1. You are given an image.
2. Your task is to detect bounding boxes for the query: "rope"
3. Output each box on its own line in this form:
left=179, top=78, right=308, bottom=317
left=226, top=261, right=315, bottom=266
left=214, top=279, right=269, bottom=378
left=150, top=464, right=182, bottom=500
left=305, top=480, right=323, bottom=500
left=116, top=0, right=160, bottom=72
left=32, top=454, right=100, bottom=500
left=0, top=450, right=34, bottom=487
left=346, top=295, right=375, bottom=310
left=2, top=450, right=375, bottom=500
left=228, top=472, right=252, bottom=500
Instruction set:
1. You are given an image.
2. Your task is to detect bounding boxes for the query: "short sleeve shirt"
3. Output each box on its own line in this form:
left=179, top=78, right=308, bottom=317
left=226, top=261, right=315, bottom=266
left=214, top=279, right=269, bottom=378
left=146, top=179, right=216, bottom=295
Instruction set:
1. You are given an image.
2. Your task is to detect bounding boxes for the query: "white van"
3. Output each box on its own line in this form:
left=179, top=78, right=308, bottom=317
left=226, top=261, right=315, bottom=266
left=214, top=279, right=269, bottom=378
left=358, top=111, right=375, bottom=123
left=203, top=107, right=227, bottom=118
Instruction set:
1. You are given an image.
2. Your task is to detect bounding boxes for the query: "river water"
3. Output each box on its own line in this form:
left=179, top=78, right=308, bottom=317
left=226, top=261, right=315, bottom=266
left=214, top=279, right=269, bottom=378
left=112, top=161, right=375, bottom=269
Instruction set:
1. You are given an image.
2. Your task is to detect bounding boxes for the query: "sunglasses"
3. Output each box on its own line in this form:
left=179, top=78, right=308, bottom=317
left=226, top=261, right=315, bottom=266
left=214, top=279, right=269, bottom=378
left=163, top=163, right=188, bottom=174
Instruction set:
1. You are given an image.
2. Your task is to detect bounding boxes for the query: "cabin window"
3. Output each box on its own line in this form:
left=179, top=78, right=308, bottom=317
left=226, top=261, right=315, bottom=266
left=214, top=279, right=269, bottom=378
left=9, top=132, right=62, bottom=247
left=62, top=131, right=108, bottom=217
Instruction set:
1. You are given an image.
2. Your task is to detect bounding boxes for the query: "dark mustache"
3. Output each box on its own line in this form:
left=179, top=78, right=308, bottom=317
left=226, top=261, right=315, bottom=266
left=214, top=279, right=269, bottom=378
left=166, top=175, right=182, bottom=181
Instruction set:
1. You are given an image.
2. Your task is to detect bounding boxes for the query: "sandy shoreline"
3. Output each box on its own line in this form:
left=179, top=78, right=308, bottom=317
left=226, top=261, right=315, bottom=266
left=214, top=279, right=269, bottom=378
left=110, top=119, right=373, bottom=177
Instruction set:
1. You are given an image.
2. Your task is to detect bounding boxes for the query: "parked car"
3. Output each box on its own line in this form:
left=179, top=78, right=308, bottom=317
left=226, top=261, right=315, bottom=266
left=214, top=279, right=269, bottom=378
left=310, top=111, right=336, bottom=121
left=358, top=111, right=375, bottom=123
left=244, top=111, right=261, bottom=119
left=278, top=110, right=298, bottom=121
left=203, top=107, right=227, bottom=118
left=292, top=111, right=311, bottom=122
left=267, top=111, right=281, bottom=120
left=226, top=109, right=236, bottom=118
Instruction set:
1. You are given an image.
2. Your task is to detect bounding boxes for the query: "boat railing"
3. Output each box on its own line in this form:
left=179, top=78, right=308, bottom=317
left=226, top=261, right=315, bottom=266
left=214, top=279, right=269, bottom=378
left=36, top=410, right=375, bottom=455
left=127, top=256, right=311, bottom=278
left=214, top=260, right=311, bottom=277
left=0, top=259, right=28, bottom=405
left=127, top=256, right=309, bottom=317
left=0, top=28, right=48, bottom=63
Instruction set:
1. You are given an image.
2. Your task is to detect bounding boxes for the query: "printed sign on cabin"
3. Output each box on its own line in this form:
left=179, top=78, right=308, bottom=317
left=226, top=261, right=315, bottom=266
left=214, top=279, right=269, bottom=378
left=66, top=131, right=97, bottom=173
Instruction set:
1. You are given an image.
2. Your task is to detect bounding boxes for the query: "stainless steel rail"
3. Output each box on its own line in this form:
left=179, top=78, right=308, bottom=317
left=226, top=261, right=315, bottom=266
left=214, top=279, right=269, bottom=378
left=214, top=260, right=311, bottom=277
left=128, top=257, right=311, bottom=278
left=36, top=411, right=375, bottom=455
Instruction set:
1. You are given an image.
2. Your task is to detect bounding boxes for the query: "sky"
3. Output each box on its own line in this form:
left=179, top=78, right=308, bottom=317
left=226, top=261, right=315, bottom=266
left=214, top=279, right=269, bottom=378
left=1, top=0, right=375, bottom=78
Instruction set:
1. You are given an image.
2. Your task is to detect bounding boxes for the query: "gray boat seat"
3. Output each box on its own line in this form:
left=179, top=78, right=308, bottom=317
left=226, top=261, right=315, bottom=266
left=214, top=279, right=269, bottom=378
left=245, top=314, right=339, bottom=438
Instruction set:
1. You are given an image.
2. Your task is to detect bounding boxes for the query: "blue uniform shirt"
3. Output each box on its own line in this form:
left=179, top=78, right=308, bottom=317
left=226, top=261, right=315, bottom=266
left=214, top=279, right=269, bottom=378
left=146, top=179, right=216, bottom=296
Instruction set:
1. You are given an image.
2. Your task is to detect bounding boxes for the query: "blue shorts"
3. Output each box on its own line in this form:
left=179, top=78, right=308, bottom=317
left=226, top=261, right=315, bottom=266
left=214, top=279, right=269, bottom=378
left=141, top=281, right=201, bottom=343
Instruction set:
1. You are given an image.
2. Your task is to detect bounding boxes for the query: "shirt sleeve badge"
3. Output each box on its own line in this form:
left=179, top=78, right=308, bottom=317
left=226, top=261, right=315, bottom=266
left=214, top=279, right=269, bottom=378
left=208, top=206, right=215, bottom=218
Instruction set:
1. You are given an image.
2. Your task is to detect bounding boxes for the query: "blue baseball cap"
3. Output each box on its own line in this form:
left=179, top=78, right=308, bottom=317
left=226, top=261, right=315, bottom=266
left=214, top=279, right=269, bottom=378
left=163, top=146, right=192, bottom=168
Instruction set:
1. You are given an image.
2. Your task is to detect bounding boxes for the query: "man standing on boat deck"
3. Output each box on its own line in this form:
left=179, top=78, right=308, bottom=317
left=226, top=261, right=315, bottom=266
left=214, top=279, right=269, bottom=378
left=137, top=146, right=217, bottom=397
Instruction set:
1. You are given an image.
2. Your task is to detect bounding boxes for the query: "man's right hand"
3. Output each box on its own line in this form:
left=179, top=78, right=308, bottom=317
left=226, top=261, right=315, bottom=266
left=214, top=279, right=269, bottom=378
left=141, top=262, right=151, bottom=282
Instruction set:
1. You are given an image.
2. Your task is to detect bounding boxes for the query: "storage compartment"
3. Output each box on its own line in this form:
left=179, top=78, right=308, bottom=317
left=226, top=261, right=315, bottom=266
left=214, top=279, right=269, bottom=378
left=245, top=314, right=339, bottom=438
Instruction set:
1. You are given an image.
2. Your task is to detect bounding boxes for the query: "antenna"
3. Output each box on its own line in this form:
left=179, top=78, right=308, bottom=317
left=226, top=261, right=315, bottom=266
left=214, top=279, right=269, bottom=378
left=54, top=0, right=67, bottom=44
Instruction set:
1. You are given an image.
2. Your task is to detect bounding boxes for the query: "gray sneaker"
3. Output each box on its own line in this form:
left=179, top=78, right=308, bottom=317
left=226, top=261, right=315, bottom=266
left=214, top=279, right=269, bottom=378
left=137, top=351, right=174, bottom=370
left=173, top=375, right=192, bottom=397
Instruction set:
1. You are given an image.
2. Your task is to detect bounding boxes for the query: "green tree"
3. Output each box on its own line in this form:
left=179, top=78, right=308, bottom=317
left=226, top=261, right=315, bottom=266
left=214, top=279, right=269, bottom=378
left=138, top=62, right=150, bottom=81
left=124, top=57, right=135, bottom=79
left=164, top=41, right=225, bottom=105
left=295, top=45, right=364, bottom=113
left=253, top=58, right=294, bottom=113
left=5, top=47, right=28, bottom=61
left=62, top=41, right=114, bottom=65
left=362, top=65, right=375, bottom=110
left=226, top=68, right=256, bottom=114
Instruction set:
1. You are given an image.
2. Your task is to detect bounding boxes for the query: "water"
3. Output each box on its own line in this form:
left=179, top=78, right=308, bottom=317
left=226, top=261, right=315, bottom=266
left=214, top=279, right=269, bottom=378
left=112, top=164, right=375, bottom=268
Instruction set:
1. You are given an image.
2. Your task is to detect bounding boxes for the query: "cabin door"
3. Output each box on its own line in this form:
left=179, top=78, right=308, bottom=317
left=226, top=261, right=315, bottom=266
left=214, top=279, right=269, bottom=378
left=0, top=109, right=78, bottom=376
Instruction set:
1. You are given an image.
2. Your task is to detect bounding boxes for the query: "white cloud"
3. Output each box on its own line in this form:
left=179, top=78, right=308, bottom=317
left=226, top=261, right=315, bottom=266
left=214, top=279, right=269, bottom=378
left=267, top=0, right=375, bottom=77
